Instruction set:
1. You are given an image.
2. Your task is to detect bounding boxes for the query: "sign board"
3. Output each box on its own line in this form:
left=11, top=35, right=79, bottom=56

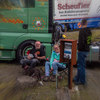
left=64, top=42, right=72, bottom=59
left=54, top=0, right=100, bottom=20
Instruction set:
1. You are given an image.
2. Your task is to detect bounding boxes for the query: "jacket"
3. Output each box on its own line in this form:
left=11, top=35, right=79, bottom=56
left=78, top=27, right=92, bottom=52
left=50, top=51, right=66, bottom=68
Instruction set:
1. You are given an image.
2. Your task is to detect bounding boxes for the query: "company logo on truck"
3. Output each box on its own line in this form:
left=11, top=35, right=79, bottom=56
left=32, top=17, right=46, bottom=30
left=54, top=0, right=100, bottom=20
left=58, top=2, right=91, bottom=10
left=0, top=17, right=24, bottom=24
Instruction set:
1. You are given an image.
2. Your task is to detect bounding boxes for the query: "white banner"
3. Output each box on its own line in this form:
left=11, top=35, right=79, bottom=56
left=54, top=0, right=100, bottom=20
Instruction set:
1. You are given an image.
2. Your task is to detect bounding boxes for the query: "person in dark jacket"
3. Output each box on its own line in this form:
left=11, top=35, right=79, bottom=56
left=20, top=41, right=45, bottom=75
left=73, top=19, right=92, bottom=85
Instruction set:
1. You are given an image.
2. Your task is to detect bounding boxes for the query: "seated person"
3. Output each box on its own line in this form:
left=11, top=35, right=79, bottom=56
left=43, top=44, right=66, bottom=82
left=20, top=41, right=45, bottom=74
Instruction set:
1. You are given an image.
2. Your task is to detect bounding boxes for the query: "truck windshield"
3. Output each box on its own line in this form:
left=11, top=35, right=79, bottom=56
left=0, top=0, right=35, bottom=9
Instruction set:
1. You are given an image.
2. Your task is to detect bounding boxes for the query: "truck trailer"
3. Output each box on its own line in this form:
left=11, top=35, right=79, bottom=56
left=54, top=0, right=100, bottom=31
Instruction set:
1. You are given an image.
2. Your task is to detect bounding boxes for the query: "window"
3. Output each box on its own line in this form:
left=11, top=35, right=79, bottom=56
left=0, top=0, right=35, bottom=9
left=28, top=0, right=35, bottom=8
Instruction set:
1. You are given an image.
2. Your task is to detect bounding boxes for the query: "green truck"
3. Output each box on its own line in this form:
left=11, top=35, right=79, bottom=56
left=0, top=0, right=54, bottom=61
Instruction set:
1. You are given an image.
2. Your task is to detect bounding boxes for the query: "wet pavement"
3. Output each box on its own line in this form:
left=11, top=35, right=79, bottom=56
left=0, top=61, right=100, bottom=100
left=71, top=64, right=100, bottom=100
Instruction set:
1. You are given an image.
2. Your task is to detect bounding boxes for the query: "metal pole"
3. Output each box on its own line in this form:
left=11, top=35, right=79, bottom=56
left=56, top=70, right=58, bottom=89
left=68, top=59, right=70, bottom=89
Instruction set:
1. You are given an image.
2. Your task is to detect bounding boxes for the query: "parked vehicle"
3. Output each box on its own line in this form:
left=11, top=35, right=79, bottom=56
left=54, top=0, right=100, bottom=31
left=87, top=41, right=100, bottom=62
left=0, top=0, right=100, bottom=62
left=0, top=0, right=54, bottom=61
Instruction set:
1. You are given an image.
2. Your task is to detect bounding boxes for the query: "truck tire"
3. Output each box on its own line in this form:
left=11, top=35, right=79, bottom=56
left=16, top=40, right=35, bottom=61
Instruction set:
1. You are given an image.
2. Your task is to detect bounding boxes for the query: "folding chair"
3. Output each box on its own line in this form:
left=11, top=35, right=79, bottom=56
left=56, top=57, right=71, bottom=88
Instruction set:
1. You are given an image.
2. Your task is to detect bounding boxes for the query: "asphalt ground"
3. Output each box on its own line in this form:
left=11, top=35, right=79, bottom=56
left=0, top=61, right=100, bottom=100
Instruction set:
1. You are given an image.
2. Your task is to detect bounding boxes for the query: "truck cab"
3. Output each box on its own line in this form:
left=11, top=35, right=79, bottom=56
left=0, top=0, right=53, bottom=60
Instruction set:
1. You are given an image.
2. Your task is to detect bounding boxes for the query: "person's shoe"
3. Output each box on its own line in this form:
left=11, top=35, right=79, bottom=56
left=73, top=81, right=85, bottom=85
left=43, top=76, right=50, bottom=82
left=24, top=65, right=29, bottom=70
left=73, top=76, right=78, bottom=82
left=50, top=75, right=56, bottom=82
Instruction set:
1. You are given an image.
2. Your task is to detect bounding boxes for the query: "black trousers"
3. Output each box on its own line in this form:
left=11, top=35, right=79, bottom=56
left=20, top=58, right=40, bottom=68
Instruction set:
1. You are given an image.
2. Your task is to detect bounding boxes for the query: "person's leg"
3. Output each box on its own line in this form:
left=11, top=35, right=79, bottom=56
left=45, top=61, right=50, bottom=76
left=20, top=58, right=31, bottom=68
left=74, top=51, right=88, bottom=84
left=51, top=62, right=65, bottom=82
left=25, top=59, right=38, bottom=76
left=26, top=59, right=39, bottom=76
left=20, top=59, right=25, bottom=67
left=43, top=61, right=50, bottom=82
left=74, top=51, right=83, bottom=83
left=52, top=62, right=66, bottom=75
left=30, top=59, right=39, bottom=69
left=80, top=52, right=88, bottom=84
left=20, top=58, right=32, bottom=75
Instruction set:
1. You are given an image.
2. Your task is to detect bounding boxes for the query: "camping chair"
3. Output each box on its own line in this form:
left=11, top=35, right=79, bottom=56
left=56, top=56, right=71, bottom=88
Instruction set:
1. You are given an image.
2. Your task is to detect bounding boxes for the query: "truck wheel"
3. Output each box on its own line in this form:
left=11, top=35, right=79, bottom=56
left=16, top=40, right=35, bottom=61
